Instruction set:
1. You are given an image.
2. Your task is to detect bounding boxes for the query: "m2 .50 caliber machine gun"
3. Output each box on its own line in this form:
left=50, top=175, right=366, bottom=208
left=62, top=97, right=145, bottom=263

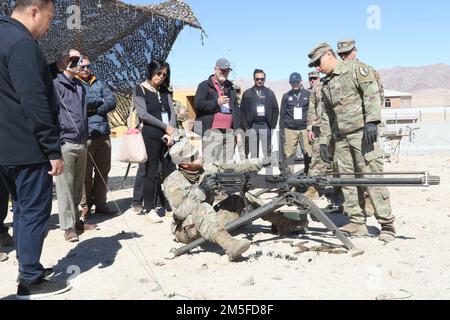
left=170, top=171, right=440, bottom=258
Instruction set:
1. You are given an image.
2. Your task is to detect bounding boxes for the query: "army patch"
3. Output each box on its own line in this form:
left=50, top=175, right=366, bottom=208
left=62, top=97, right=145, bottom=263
left=360, top=67, right=369, bottom=77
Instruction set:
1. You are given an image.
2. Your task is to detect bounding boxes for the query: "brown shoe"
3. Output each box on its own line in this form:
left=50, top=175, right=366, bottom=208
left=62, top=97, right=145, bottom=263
left=0, top=232, right=14, bottom=247
left=64, top=229, right=79, bottom=242
left=75, top=220, right=97, bottom=232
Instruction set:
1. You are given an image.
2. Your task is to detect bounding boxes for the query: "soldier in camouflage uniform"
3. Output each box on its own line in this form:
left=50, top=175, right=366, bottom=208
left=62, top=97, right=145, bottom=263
left=337, top=39, right=383, bottom=217
left=337, top=39, right=385, bottom=105
left=304, top=71, right=328, bottom=199
left=307, top=43, right=395, bottom=243
left=163, top=138, right=308, bottom=261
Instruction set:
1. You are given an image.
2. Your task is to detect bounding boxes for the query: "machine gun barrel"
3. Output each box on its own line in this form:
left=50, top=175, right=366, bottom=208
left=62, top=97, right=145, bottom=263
left=288, top=174, right=440, bottom=187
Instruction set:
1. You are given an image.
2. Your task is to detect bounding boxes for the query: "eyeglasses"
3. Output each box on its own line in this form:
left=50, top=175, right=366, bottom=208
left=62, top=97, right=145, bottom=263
left=218, top=68, right=231, bottom=74
left=80, top=65, right=91, bottom=70
left=255, top=78, right=265, bottom=82
left=157, top=71, right=168, bottom=78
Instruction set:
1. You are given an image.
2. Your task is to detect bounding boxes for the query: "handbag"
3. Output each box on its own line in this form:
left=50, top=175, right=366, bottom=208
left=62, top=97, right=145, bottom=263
left=117, top=128, right=148, bottom=163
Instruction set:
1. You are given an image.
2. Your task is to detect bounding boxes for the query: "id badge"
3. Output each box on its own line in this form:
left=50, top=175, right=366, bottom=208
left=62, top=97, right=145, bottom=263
left=294, top=107, right=302, bottom=120
left=256, top=105, right=265, bottom=117
left=221, top=103, right=231, bottom=114
left=161, top=111, right=169, bottom=124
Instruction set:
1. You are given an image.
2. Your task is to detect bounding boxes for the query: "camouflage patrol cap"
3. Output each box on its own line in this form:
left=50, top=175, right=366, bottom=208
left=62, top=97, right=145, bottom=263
left=308, top=42, right=332, bottom=68
left=308, top=71, right=320, bottom=79
left=169, top=138, right=200, bottom=164
left=337, top=39, right=356, bottom=54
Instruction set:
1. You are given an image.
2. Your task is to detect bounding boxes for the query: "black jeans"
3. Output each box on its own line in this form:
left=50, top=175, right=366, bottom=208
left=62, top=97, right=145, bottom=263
left=0, top=163, right=52, bottom=284
left=142, top=137, right=175, bottom=211
left=0, top=177, right=9, bottom=234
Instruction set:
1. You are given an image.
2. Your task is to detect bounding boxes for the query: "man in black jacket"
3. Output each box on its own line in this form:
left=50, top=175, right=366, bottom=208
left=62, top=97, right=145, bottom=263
left=279, top=73, right=313, bottom=174
left=0, top=0, right=70, bottom=299
left=78, top=56, right=117, bottom=218
left=53, top=49, right=97, bottom=242
left=194, top=58, right=241, bottom=163
left=240, top=69, right=279, bottom=162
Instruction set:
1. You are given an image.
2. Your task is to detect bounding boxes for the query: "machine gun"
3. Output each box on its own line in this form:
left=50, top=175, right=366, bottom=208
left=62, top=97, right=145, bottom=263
left=169, top=171, right=440, bottom=258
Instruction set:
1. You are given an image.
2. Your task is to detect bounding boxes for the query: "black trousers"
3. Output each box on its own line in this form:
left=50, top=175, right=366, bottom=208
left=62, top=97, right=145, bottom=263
left=132, top=163, right=167, bottom=209
left=142, top=136, right=175, bottom=211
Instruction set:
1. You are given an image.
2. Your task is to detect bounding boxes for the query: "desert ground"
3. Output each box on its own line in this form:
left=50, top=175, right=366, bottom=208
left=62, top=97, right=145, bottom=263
left=1, top=153, right=449, bottom=300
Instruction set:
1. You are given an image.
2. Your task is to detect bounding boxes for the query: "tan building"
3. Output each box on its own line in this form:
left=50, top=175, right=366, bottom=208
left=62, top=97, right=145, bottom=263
left=384, top=90, right=413, bottom=108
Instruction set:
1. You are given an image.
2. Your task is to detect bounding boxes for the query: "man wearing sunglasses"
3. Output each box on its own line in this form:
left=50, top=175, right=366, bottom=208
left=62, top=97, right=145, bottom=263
left=78, top=56, right=117, bottom=219
left=240, top=69, right=279, bottom=163
left=307, top=43, right=395, bottom=243
left=54, top=49, right=97, bottom=242
left=194, top=58, right=241, bottom=164
left=337, top=39, right=384, bottom=106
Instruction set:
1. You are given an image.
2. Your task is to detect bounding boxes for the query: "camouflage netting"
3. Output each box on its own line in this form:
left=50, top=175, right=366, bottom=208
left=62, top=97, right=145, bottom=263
left=0, top=0, right=203, bottom=127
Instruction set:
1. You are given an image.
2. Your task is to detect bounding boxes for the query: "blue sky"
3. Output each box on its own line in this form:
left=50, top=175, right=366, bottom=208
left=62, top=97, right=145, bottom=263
left=125, top=0, right=450, bottom=86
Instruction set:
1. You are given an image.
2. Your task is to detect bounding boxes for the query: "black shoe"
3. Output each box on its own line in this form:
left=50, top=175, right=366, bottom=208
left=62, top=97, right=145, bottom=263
left=43, top=268, right=55, bottom=279
left=16, top=268, right=55, bottom=284
left=16, top=279, right=72, bottom=300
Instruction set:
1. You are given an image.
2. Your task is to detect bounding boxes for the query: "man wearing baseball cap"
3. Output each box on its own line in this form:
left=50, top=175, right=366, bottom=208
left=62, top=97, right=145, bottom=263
left=194, top=59, right=241, bottom=164
left=279, top=72, right=313, bottom=175
left=336, top=39, right=384, bottom=105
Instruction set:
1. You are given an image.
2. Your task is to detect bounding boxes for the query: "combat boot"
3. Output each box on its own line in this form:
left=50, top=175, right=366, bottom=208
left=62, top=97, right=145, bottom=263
left=339, top=223, right=368, bottom=236
left=379, top=222, right=396, bottom=243
left=303, top=186, right=320, bottom=200
left=213, top=230, right=250, bottom=262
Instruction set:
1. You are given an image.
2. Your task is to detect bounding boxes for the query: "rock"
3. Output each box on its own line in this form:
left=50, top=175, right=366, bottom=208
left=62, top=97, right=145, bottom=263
left=167, top=292, right=176, bottom=298
left=241, top=276, right=255, bottom=287
left=200, top=263, right=208, bottom=272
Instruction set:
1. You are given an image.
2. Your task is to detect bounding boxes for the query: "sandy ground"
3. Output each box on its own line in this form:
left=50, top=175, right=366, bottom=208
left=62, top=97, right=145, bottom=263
left=1, top=153, right=449, bottom=300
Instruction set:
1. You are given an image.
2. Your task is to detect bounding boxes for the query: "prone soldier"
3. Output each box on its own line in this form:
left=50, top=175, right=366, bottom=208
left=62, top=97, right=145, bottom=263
left=163, top=138, right=308, bottom=261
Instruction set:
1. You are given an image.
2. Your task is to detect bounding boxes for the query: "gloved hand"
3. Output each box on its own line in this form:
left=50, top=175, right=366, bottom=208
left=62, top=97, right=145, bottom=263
left=320, top=144, right=332, bottom=163
left=199, top=175, right=217, bottom=195
left=363, top=122, right=378, bottom=145
left=86, top=94, right=104, bottom=110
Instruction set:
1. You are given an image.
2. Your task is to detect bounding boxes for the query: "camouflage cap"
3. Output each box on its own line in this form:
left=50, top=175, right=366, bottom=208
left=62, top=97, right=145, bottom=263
left=169, top=138, right=200, bottom=164
left=308, top=71, right=320, bottom=79
left=337, top=39, right=356, bottom=54
left=308, top=42, right=332, bottom=68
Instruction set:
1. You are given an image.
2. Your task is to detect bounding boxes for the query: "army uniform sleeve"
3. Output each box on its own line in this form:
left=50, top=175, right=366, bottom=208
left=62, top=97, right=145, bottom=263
left=163, top=172, right=206, bottom=221
left=204, top=161, right=262, bottom=174
left=307, top=86, right=318, bottom=131
left=354, top=64, right=382, bottom=124
left=319, top=107, right=332, bottom=145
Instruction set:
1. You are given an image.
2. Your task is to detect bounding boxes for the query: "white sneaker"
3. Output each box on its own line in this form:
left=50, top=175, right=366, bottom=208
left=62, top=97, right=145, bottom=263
left=146, top=209, right=163, bottom=223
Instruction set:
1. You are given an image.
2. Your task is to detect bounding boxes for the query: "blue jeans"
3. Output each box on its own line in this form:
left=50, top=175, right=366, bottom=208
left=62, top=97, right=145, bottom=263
left=0, top=178, right=9, bottom=234
left=0, top=163, right=52, bottom=284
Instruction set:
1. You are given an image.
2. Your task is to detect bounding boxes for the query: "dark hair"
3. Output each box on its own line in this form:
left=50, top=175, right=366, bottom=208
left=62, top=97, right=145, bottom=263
left=253, top=69, right=266, bottom=78
left=147, top=59, right=171, bottom=88
left=14, top=0, right=54, bottom=11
